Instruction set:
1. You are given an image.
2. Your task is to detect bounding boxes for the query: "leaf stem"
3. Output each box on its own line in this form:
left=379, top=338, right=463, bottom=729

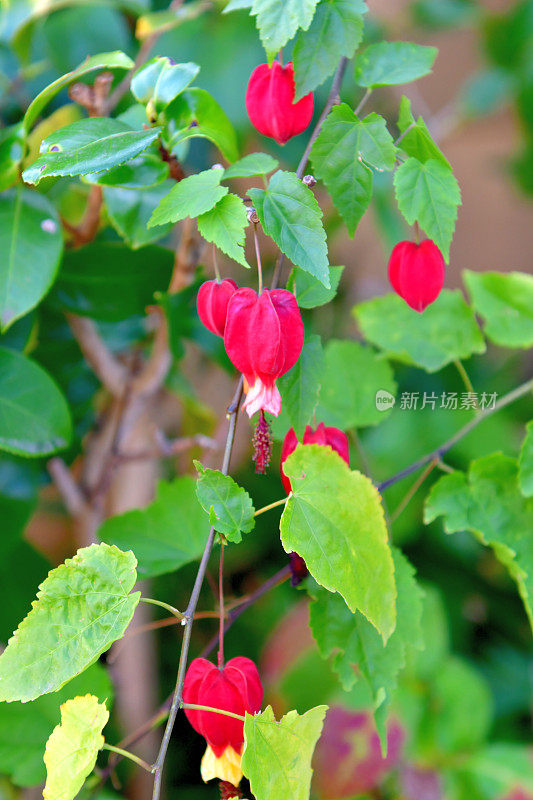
left=253, top=224, right=263, bottom=293
left=102, top=744, right=153, bottom=773
left=140, top=598, right=185, bottom=620
left=454, top=358, right=478, bottom=406
left=254, top=497, right=288, bottom=517
left=213, top=242, right=221, bottom=282
left=181, top=703, right=245, bottom=722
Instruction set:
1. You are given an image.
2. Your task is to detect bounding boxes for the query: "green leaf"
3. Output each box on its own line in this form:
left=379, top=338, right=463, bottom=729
left=43, top=694, right=108, bottom=800
left=22, top=51, right=134, bottom=134
left=0, top=543, right=140, bottom=702
left=425, top=453, right=533, bottom=631
left=463, top=270, right=533, bottom=349
left=354, top=41, right=438, bottom=88
left=197, top=193, right=250, bottom=267
left=251, top=0, right=320, bottom=61
left=393, top=156, right=461, bottom=261
left=0, top=187, right=63, bottom=331
left=223, top=152, right=279, bottom=179
left=0, top=347, right=72, bottom=457
left=85, top=152, right=170, bottom=189
left=460, top=743, right=533, bottom=798
left=164, top=88, right=239, bottom=162
left=310, top=105, right=396, bottom=236
left=49, top=243, right=173, bottom=321
left=249, top=170, right=330, bottom=286
left=136, top=2, right=209, bottom=39
left=103, top=183, right=174, bottom=248
left=224, top=0, right=253, bottom=10
left=242, top=705, right=327, bottom=800
left=278, top=334, right=324, bottom=438
left=99, top=477, right=210, bottom=577
left=354, top=290, right=485, bottom=372
left=287, top=265, right=344, bottom=308
left=309, top=548, right=423, bottom=743
left=316, top=339, right=397, bottom=428
left=0, top=123, right=24, bottom=191
left=519, top=421, right=533, bottom=498
left=397, top=95, right=450, bottom=167
left=148, top=168, right=228, bottom=227
left=281, top=445, right=396, bottom=640
left=23, top=119, right=161, bottom=185
left=195, top=463, right=255, bottom=543
left=293, top=0, right=367, bottom=99
left=131, top=56, right=199, bottom=111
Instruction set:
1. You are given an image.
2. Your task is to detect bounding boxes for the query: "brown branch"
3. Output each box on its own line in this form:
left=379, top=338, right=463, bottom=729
left=67, top=314, right=127, bottom=397
left=48, top=457, right=89, bottom=517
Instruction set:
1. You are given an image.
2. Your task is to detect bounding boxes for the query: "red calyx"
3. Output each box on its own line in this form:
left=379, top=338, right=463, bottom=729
left=183, top=656, right=263, bottom=757
left=280, top=423, right=350, bottom=494
left=197, top=279, right=238, bottom=337
left=388, top=239, right=445, bottom=313
left=245, top=61, right=314, bottom=145
left=224, top=288, right=304, bottom=418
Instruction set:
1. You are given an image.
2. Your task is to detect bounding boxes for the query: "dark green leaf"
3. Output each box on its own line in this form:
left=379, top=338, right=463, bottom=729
left=195, top=463, right=255, bottom=542
left=397, top=95, right=450, bottom=167
left=251, top=0, right=321, bottom=61
left=223, top=152, right=279, bottom=179
left=104, top=183, right=174, bottom=248
left=85, top=152, right=169, bottom=189
left=164, top=88, right=239, bottom=162
left=0, top=123, right=24, bottom=191
left=278, top=334, right=324, bottom=438
left=287, top=265, right=344, bottom=308
left=354, top=41, right=438, bottom=88
left=463, top=270, right=533, bottom=349
left=131, top=56, right=199, bottom=111
left=197, top=193, right=250, bottom=267
left=519, top=421, right=533, bottom=498
left=148, top=167, right=228, bottom=227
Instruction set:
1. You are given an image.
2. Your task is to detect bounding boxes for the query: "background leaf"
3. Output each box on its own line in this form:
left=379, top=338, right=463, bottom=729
left=103, top=183, right=174, bottom=248
left=287, top=265, right=344, bottom=308
left=197, top=193, right=250, bottom=267
left=463, top=270, right=533, bottom=348
left=519, top=421, right=533, bottom=498
left=354, top=41, right=438, bottom=87
left=278, top=334, right=324, bottom=438
left=195, top=463, right=255, bottom=543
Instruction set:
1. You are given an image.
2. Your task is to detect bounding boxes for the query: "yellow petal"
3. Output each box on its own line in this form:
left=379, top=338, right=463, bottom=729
left=200, top=744, right=243, bottom=785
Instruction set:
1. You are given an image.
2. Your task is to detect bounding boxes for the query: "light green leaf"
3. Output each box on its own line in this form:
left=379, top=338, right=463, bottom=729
left=287, top=265, right=344, bottom=308
left=393, top=156, right=461, bottom=261
left=249, top=170, right=330, bottom=286
left=281, top=445, right=396, bottom=640
left=148, top=168, right=228, bottom=227
left=293, top=0, right=367, bottom=99
left=224, top=152, right=279, bottom=179
left=460, top=743, right=533, bottom=798
left=354, top=41, right=438, bottom=88
left=242, top=705, right=327, bottom=800
left=224, top=0, right=253, bottom=10
left=22, top=51, right=134, bottom=134
left=278, top=334, right=324, bottom=438
left=195, top=462, right=255, bottom=543
left=164, top=87, right=239, bottom=162
left=463, top=270, right=533, bottom=349
left=425, top=453, right=533, bottom=631
left=310, top=105, right=396, bottom=236
left=99, top=477, right=209, bottom=577
left=103, top=183, right=174, bottom=248
left=0, top=347, right=71, bottom=457
left=316, top=339, right=397, bottom=428
left=354, top=290, right=485, bottom=372
left=0, top=543, right=140, bottom=702
left=397, top=95, right=450, bottom=167
left=0, top=187, right=63, bottom=331
left=43, top=694, right=108, bottom=800
left=251, top=0, right=320, bottom=61
left=22, top=119, right=161, bottom=185
left=197, top=193, right=250, bottom=267
left=131, top=57, right=199, bottom=111
left=519, top=421, right=533, bottom=498
left=85, top=152, right=169, bottom=189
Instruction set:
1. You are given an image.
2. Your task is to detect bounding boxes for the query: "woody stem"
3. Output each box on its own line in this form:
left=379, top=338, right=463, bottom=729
left=218, top=541, right=225, bottom=669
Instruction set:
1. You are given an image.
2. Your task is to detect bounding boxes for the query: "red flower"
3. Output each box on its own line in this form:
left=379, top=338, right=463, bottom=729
left=280, top=423, right=350, bottom=494
left=224, top=288, right=304, bottom=418
left=183, top=656, right=263, bottom=784
left=197, top=279, right=238, bottom=337
left=246, top=61, right=314, bottom=145
left=388, top=239, right=445, bottom=312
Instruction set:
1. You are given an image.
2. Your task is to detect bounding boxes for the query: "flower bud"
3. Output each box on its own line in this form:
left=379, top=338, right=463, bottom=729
left=246, top=61, right=314, bottom=145
left=224, top=288, right=304, bottom=418
left=280, top=423, right=350, bottom=494
left=197, top=279, right=238, bottom=337
left=302, top=174, right=317, bottom=188
left=247, top=207, right=260, bottom=224
left=183, top=656, right=263, bottom=785
left=388, top=239, right=445, bottom=313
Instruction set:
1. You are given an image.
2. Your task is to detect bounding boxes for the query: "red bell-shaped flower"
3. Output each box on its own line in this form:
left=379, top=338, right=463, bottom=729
left=280, top=423, right=350, bottom=494
left=183, top=656, right=263, bottom=784
left=388, top=239, right=445, bottom=312
left=197, top=279, right=238, bottom=337
left=224, top=288, right=304, bottom=418
left=246, top=61, right=314, bottom=145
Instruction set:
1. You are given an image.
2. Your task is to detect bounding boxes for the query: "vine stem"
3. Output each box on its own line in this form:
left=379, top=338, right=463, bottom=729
left=354, top=88, right=372, bottom=116
left=139, top=597, right=184, bottom=620
left=218, top=541, right=225, bottom=669
left=454, top=358, right=478, bottom=407
left=378, top=377, right=533, bottom=492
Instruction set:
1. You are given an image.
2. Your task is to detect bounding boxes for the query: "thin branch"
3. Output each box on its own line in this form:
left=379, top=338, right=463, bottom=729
left=102, top=744, right=152, bottom=773
left=354, top=88, right=372, bottom=116
left=218, top=542, right=225, bottom=668
left=67, top=314, right=127, bottom=397
left=48, top=457, right=89, bottom=517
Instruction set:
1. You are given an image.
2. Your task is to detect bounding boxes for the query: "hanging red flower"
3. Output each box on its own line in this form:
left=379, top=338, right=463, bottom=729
left=224, top=288, right=304, bottom=418
left=388, top=239, right=445, bottom=312
left=280, top=422, right=350, bottom=494
left=245, top=61, right=314, bottom=145
left=183, top=656, right=263, bottom=785
left=197, top=279, right=238, bottom=337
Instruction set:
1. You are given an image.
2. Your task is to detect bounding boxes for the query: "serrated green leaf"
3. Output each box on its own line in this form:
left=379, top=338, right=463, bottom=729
left=164, top=87, right=239, bottom=162
left=278, top=334, right=324, bottom=438
left=43, top=694, right=108, bottom=800
left=519, top=421, right=533, bottom=498
left=393, top=156, right=461, bottom=261
left=316, top=339, right=397, bottom=428
left=281, top=445, right=396, bottom=640
left=85, top=152, right=169, bottom=189
left=223, top=152, right=279, bottom=179
left=195, top=462, right=255, bottom=543
left=354, top=290, right=485, bottom=372
left=103, top=183, right=174, bottom=248
left=293, top=0, right=367, bottom=99
left=251, top=0, right=320, bottom=60
left=0, top=347, right=72, bottom=457
left=397, top=95, right=450, bottom=167
left=463, top=270, right=533, bottom=349
left=354, top=41, right=438, bottom=88
left=311, top=105, right=396, bottom=236
left=148, top=168, right=228, bottom=227
left=0, top=187, right=63, bottom=331
left=99, top=477, right=209, bottom=577
left=242, top=705, right=327, bottom=800
left=287, top=265, right=344, bottom=308
left=249, top=170, right=330, bottom=286
left=425, top=453, right=533, bottom=631
left=0, top=543, right=140, bottom=702
left=131, top=57, right=199, bottom=111
left=197, top=193, right=250, bottom=267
